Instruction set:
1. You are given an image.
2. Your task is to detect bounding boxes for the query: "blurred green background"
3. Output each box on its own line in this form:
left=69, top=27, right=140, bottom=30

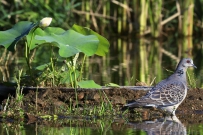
left=0, top=0, right=202, bottom=87
left=1, top=0, right=203, bottom=36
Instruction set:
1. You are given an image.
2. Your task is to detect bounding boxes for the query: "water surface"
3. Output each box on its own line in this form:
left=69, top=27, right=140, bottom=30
left=0, top=36, right=202, bottom=135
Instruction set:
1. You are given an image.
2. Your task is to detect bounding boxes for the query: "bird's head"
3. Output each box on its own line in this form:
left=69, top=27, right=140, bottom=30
left=180, top=58, right=197, bottom=68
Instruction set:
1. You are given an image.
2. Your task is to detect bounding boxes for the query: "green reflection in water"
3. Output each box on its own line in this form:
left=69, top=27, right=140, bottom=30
left=0, top=37, right=202, bottom=87
left=1, top=119, right=203, bottom=135
left=88, top=36, right=203, bottom=87
left=187, top=124, right=203, bottom=135
left=0, top=120, right=148, bottom=135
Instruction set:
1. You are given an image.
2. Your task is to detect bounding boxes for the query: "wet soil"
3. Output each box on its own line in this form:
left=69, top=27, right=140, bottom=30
left=23, top=87, right=203, bottom=112
left=1, top=87, right=203, bottom=124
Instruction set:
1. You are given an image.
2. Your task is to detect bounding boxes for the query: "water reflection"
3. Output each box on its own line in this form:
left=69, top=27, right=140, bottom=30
left=0, top=37, right=202, bottom=87
left=128, top=115, right=186, bottom=135
left=88, top=36, right=203, bottom=87
left=1, top=115, right=203, bottom=135
left=0, top=116, right=203, bottom=135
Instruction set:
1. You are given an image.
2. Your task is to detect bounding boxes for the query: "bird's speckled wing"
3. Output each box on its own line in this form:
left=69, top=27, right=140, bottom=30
left=127, top=80, right=186, bottom=107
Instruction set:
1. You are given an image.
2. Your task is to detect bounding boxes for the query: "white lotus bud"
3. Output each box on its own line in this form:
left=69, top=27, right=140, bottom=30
left=39, top=17, right=52, bottom=28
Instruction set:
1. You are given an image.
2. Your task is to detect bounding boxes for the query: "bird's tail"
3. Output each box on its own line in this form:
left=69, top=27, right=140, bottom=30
left=125, top=102, right=143, bottom=108
left=125, top=101, right=157, bottom=108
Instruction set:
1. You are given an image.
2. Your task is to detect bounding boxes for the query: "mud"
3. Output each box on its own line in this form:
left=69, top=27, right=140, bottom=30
left=2, top=87, right=203, bottom=123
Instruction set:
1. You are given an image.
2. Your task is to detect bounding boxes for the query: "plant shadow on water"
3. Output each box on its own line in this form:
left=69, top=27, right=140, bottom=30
left=1, top=114, right=203, bottom=135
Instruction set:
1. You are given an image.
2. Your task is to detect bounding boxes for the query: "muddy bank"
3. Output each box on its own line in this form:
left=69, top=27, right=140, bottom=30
left=22, top=87, right=203, bottom=112
left=1, top=87, right=203, bottom=123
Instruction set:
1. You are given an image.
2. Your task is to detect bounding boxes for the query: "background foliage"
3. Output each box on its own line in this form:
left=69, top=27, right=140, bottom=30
left=0, top=0, right=202, bottom=87
left=1, top=0, right=203, bottom=36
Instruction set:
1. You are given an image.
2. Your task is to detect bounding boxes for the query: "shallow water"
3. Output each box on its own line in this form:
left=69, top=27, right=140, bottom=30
left=1, top=115, right=203, bottom=135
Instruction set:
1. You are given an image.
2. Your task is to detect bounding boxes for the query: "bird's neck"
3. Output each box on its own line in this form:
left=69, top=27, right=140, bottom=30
left=175, top=67, right=187, bottom=77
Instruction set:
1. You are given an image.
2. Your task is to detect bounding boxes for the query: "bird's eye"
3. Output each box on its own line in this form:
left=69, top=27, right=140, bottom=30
left=186, top=60, right=191, bottom=63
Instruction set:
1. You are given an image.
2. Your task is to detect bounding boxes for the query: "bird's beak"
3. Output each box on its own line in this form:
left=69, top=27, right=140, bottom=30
left=192, top=64, right=197, bottom=68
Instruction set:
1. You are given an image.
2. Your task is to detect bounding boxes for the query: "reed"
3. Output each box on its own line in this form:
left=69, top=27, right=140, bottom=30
left=182, top=37, right=193, bottom=56
left=181, top=0, right=194, bottom=36
left=139, top=38, right=147, bottom=82
left=139, top=0, right=149, bottom=36
left=148, top=0, right=162, bottom=37
left=0, top=0, right=201, bottom=37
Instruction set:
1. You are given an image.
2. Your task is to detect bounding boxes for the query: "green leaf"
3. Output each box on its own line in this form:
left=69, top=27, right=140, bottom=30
left=0, top=21, right=37, bottom=52
left=40, top=115, right=52, bottom=119
left=35, top=63, right=51, bottom=71
left=27, top=27, right=65, bottom=50
left=71, top=24, right=110, bottom=56
left=105, top=83, right=120, bottom=88
left=60, top=70, right=80, bottom=84
left=78, top=80, right=102, bottom=88
left=35, top=29, right=99, bottom=57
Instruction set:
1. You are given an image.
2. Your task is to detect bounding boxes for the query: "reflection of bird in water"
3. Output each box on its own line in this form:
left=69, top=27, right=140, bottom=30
left=125, top=58, right=196, bottom=115
left=128, top=116, right=186, bottom=135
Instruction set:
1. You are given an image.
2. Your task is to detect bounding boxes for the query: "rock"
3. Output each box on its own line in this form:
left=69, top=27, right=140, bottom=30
left=78, top=92, right=84, bottom=100
left=93, top=93, right=100, bottom=101
left=136, top=82, right=148, bottom=86
left=113, top=96, right=126, bottom=105
left=26, top=113, right=37, bottom=124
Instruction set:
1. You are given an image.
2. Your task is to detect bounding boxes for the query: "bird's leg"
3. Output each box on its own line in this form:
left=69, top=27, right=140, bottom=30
left=170, top=106, right=176, bottom=116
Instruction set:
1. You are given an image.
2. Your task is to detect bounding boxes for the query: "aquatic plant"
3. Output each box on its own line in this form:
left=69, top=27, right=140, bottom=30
left=0, top=17, right=110, bottom=88
left=2, top=70, right=25, bottom=119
